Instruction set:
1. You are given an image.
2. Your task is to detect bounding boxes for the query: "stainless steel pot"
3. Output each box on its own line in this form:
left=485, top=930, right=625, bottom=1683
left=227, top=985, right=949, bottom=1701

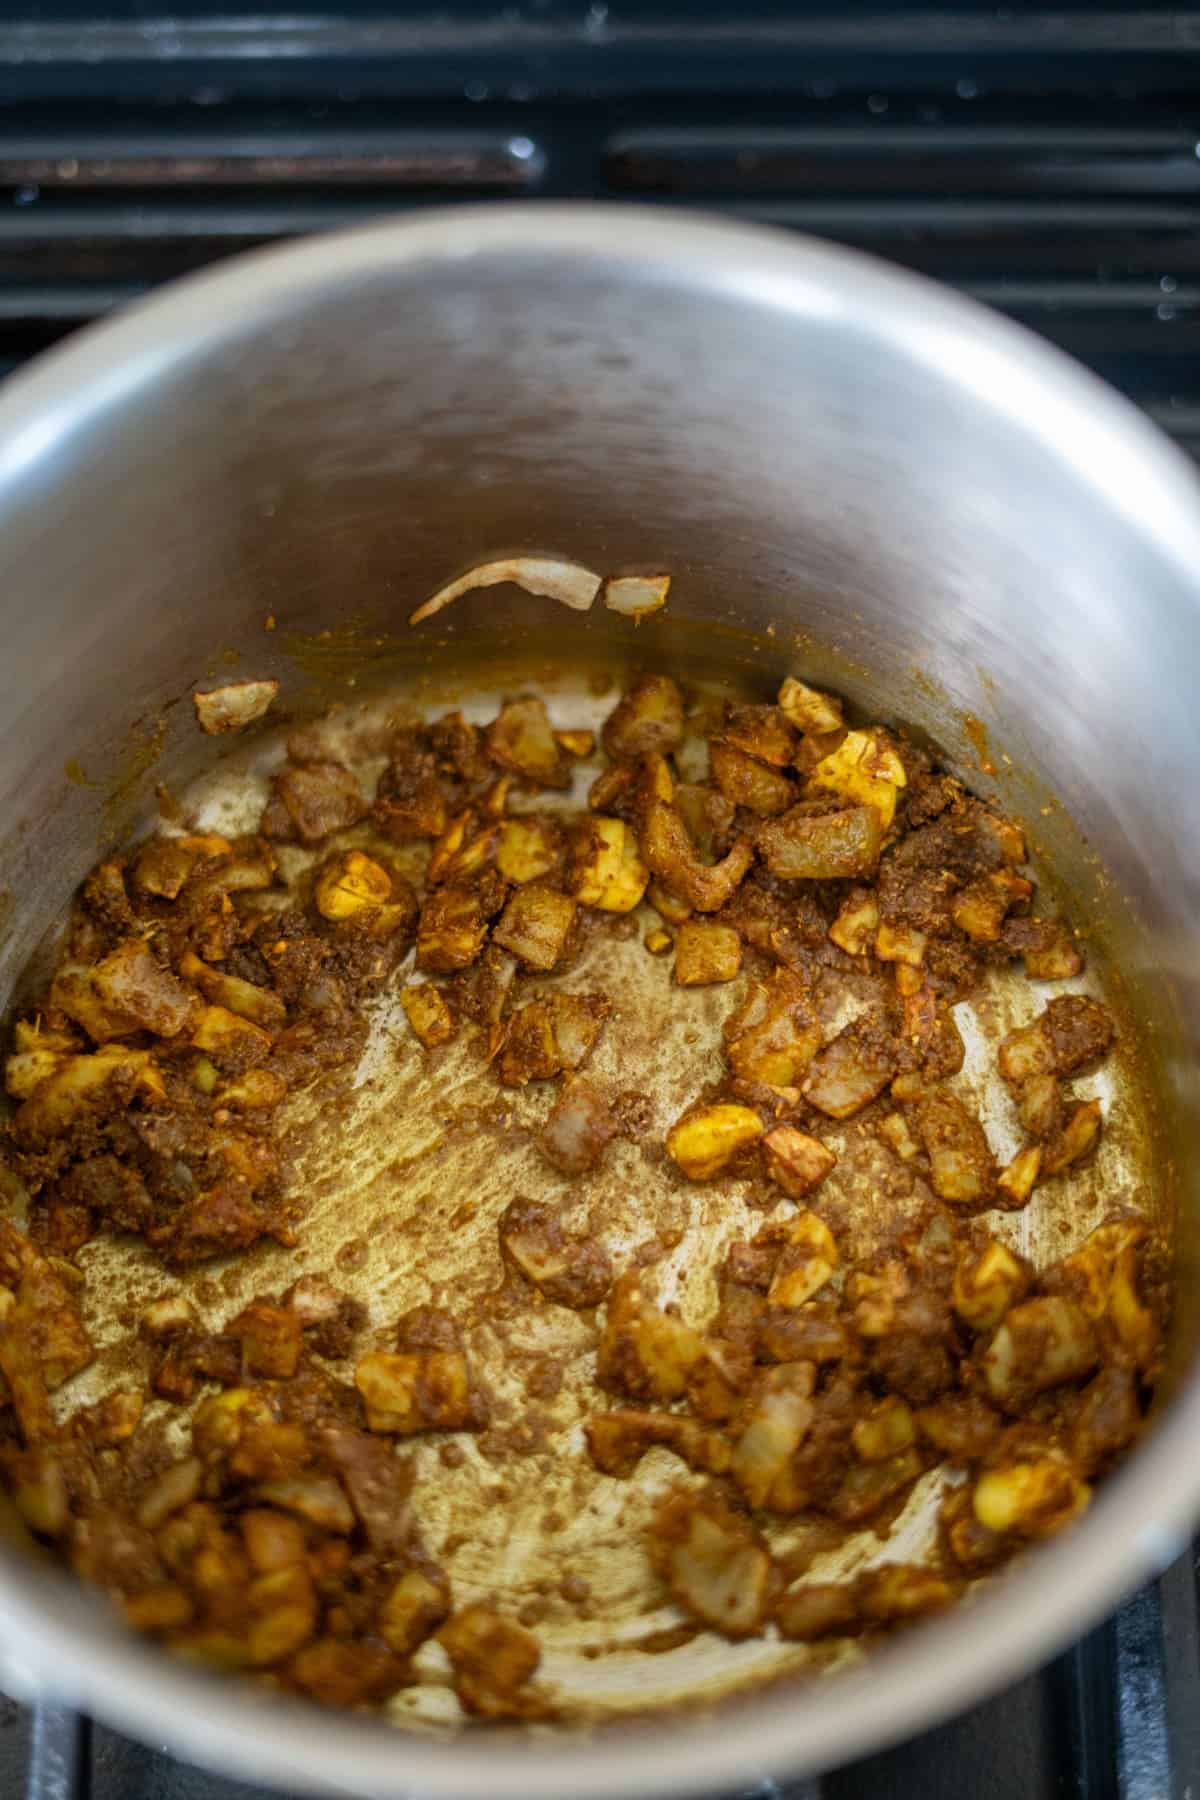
left=0, top=204, right=1198, bottom=1797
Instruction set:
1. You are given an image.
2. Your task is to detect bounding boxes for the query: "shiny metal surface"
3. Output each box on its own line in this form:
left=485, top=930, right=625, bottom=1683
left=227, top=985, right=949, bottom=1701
left=0, top=205, right=1198, bottom=1796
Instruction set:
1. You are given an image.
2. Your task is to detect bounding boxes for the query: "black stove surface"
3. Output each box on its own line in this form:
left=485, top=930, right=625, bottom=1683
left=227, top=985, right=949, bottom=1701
left=1, top=4, right=1199, bottom=1795
left=0, top=0, right=1198, bottom=459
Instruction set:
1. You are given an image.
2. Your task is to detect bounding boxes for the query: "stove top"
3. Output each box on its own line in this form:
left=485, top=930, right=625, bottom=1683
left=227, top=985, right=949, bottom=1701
left=0, top=1, right=1196, bottom=463
left=1, top=4, right=1199, bottom=1794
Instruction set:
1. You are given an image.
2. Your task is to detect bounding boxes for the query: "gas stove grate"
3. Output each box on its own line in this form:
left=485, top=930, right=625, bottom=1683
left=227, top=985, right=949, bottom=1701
left=0, top=6, right=1196, bottom=454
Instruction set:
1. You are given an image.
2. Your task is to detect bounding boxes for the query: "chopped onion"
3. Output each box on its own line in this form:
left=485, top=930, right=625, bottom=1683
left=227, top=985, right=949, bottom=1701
left=409, top=556, right=602, bottom=625
left=604, top=574, right=671, bottom=619
left=192, top=678, right=280, bottom=736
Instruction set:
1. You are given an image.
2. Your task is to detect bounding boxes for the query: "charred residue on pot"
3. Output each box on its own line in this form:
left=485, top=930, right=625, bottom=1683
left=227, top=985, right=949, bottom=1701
left=100, top=708, right=171, bottom=844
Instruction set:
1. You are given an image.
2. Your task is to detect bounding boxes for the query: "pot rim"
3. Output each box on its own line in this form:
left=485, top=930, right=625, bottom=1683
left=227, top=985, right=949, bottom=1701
left=0, top=201, right=1198, bottom=1797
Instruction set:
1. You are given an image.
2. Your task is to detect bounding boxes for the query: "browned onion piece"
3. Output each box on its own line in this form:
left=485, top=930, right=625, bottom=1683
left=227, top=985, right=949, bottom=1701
left=641, top=800, right=754, bottom=913
left=758, top=804, right=884, bottom=880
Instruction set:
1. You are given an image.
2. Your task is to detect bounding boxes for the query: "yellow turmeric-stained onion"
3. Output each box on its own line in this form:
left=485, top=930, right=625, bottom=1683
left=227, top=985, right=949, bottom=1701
left=604, top=574, right=671, bottom=618
left=192, top=678, right=280, bottom=735
left=409, top=556, right=603, bottom=625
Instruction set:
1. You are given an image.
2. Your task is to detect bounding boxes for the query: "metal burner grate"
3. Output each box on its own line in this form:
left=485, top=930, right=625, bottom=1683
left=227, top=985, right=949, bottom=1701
left=0, top=5, right=1195, bottom=452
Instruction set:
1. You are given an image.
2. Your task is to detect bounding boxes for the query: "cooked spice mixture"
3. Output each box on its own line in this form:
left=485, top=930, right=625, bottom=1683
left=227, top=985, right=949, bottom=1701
left=0, top=670, right=1167, bottom=1721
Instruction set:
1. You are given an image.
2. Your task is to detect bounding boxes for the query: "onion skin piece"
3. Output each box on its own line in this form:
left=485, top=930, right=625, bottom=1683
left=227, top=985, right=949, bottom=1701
left=409, top=557, right=602, bottom=625
left=604, top=575, right=671, bottom=619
